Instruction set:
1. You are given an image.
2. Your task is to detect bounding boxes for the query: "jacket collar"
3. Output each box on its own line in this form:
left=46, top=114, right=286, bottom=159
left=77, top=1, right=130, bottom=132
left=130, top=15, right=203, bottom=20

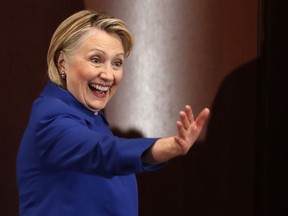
left=40, top=82, right=108, bottom=125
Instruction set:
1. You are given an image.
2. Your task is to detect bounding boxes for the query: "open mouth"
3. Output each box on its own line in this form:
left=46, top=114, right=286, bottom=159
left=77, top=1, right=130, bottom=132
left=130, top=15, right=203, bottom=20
left=88, top=83, right=110, bottom=97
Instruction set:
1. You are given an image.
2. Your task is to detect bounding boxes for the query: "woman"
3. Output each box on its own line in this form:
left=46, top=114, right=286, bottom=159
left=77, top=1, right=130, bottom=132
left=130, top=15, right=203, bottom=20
left=16, top=10, right=210, bottom=216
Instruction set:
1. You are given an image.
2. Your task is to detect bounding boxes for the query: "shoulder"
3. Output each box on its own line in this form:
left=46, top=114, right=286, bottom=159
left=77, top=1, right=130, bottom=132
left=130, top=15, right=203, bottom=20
left=35, top=96, right=73, bottom=113
left=30, top=96, right=84, bottom=124
left=27, top=83, right=95, bottom=128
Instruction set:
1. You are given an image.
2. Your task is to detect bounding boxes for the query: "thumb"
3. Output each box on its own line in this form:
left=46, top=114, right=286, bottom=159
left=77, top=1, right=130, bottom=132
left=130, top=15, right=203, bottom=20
left=195, top=108, right=210, bottom=129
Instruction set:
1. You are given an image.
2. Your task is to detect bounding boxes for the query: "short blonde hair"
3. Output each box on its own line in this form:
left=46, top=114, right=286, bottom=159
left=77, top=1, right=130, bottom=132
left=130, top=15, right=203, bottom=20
left=47, top=10, right=134, bottom=87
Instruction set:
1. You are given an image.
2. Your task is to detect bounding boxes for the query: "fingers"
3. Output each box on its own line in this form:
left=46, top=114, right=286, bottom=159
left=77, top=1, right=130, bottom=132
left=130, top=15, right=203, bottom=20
left=179, top=105, right=194, bottom=130
left=179, top=111, right=190, bottom=130
left=176, top=120, right=186, bottom=139
left=175, top=121, right=191, bottom=154
left=178, top=106, right=210, bottom=136
left=185, top=105, right=194, bottom=123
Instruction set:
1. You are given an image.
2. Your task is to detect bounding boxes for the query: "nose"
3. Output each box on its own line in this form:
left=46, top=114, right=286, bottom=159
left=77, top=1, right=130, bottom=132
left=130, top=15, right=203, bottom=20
left=99, top=63, right=114, bottom=82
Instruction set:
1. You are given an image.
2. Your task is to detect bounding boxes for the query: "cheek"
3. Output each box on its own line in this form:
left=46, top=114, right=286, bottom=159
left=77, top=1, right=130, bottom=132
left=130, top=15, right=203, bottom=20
left=114, top=71, right=123, bottom=85
left=69, top=64, right=92, bottom=82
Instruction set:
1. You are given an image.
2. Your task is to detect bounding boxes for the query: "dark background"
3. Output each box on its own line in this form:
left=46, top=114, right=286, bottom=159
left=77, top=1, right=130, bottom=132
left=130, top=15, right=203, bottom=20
left=0, top=0, right=286, bottom=215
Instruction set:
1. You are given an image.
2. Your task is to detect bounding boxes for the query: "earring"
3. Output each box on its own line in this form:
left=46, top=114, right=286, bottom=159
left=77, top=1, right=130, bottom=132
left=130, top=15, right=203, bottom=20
left=60, top=71, right=66, bottom=79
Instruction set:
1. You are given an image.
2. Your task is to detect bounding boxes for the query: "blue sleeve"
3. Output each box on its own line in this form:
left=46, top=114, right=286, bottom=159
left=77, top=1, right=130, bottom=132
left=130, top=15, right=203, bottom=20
left=33, top=100, right=164, bottom=177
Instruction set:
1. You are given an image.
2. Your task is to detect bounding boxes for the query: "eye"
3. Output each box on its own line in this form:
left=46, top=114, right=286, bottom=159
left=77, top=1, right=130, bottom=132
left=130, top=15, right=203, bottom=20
left=91, top=56, right=101, bottom=64
left=113, top=60, right=124, bottom=69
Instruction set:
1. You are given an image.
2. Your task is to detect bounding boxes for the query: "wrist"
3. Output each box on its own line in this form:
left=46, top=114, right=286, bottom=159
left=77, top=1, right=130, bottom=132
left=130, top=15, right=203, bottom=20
left=141, top=137, right=179, bottom=165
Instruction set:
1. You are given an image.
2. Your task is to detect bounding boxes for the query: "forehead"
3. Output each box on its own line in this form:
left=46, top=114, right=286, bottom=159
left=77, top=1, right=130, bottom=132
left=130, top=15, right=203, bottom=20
left=77, top=28, right=124, bottom=53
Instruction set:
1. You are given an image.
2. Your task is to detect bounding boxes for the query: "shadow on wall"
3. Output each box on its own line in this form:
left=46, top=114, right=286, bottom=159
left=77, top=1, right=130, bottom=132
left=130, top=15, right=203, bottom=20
left=111, top=127, right=144, bottom=139
left=136, top=59, right=259, bottom=216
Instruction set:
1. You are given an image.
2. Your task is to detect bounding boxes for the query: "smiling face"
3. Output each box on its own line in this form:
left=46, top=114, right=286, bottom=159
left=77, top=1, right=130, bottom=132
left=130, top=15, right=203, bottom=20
left=58, top=28, right=125, bottom=112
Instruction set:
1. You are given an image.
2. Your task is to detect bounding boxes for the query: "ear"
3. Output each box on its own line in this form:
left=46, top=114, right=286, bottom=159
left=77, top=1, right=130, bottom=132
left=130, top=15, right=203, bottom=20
left=57, top=51, right=66, bottom=72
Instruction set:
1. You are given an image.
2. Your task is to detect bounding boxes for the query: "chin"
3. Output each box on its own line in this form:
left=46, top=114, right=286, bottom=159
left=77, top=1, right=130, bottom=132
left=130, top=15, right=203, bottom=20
left=89, top=103, right=106, bottom=112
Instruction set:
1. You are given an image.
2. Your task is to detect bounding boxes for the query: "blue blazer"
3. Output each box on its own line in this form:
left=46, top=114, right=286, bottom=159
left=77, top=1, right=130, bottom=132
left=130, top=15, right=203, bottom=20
left=17, top=82, right=163, bottom=216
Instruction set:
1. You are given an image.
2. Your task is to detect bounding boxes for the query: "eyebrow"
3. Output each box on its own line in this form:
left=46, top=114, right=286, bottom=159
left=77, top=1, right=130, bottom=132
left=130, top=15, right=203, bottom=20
left=89, top=48, right=124, bottom=58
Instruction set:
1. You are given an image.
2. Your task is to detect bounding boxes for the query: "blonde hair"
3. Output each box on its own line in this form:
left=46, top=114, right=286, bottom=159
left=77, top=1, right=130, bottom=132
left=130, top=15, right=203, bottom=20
left=47, top=10, right=134, bottom=87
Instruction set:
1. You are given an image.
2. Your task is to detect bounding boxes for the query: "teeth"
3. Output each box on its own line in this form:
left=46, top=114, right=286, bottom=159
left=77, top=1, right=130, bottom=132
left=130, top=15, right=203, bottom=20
left=90, top=84, right=109, bottom=91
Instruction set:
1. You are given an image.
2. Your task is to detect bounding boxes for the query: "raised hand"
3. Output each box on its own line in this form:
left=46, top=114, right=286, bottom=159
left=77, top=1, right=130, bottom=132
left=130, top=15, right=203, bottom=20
left=142, top=105, right=210, bottom=164
left=174, top=105, right=210, bottom=155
